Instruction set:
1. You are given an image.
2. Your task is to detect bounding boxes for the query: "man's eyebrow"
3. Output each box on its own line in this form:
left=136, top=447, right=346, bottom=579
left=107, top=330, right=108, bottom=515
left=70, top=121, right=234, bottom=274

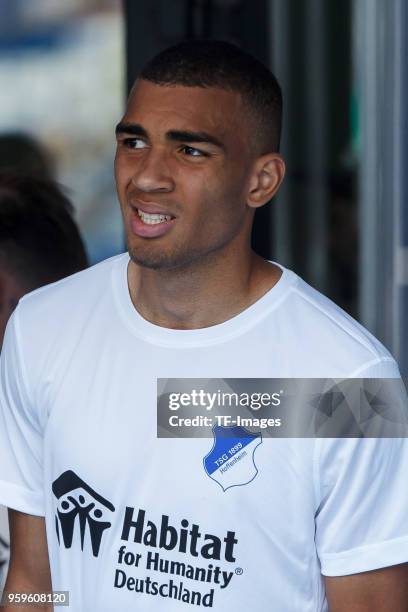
left=115, top=122, right=148, bottom=137
left=115, top=122, right=225, bottom=150
left=166, top=130, right=225, bottom=150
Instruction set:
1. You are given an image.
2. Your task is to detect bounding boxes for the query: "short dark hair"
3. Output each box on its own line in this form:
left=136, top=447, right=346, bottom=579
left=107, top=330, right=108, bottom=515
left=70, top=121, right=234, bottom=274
left=139, top=39, right=282, bottom=153
left=0, top=133, right=55, bottom=180
left=0, top=173, right=88, bottom=291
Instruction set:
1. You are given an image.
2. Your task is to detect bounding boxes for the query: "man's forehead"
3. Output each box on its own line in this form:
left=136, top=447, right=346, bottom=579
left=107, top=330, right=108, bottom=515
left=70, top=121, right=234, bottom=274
left=124, top=79, right=245, bottom=135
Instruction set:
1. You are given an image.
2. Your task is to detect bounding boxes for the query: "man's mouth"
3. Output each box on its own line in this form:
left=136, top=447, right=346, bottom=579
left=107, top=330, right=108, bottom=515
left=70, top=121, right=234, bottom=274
left=129, top=205, right=176, bottom=238
left=137, top=209, right=174, bottom=225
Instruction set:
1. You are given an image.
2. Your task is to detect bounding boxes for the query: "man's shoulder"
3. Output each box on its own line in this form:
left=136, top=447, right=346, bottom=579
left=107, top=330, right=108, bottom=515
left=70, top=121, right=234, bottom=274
left=12, top=252, right=128, bottom=353
left=6, top=253, right=128, bottom=384
left=277, top=270, right=397, bottom=375
left=18, top=252, right=127, bottom=314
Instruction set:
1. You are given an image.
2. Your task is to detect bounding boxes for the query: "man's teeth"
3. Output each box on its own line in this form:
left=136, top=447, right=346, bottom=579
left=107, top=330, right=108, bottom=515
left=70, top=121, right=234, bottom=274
left=138, top=209, right=172, bottom=224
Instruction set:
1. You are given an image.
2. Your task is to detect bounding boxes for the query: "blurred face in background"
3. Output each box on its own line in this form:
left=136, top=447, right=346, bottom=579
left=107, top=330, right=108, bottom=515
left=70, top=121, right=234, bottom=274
left=0, top=271, right=23, bottom=350
left=114, top=79, right=257, bottom=271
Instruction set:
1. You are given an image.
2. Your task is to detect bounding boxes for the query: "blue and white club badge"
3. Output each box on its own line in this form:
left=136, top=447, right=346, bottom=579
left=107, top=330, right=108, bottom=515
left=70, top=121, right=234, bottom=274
left=203, top=425, right=262, bottom=492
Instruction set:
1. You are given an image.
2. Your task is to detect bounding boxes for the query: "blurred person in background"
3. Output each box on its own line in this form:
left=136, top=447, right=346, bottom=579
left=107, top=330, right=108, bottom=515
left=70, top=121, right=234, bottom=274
left=0, top=133, right=55, bottom=181
left=0, top=172, right=88, bottom=590
left=0, top=173, right=88, bottom=348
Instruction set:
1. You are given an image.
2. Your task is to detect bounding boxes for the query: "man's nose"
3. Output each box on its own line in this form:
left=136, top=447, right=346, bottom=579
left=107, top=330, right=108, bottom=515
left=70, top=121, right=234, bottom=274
left=130, top=149, right=174, bottom=193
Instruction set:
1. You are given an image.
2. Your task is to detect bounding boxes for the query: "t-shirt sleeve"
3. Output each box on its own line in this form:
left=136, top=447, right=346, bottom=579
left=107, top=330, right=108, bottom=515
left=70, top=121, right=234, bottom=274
left=0, top=309, right=45, bottom=516
left=315, top=359, right=408, bottom=576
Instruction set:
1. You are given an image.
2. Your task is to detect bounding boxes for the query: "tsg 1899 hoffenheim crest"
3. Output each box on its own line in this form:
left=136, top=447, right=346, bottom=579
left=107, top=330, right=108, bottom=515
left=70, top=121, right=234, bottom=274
left=203, top=425, right=262, bottom=492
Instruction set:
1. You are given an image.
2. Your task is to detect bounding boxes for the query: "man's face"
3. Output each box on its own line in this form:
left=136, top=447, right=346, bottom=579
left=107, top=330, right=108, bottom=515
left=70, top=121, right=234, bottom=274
left=114, top=79, right=256, bottom=270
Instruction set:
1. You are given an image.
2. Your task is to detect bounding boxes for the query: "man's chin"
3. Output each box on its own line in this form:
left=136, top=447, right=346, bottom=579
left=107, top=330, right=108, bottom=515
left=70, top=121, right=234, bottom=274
left=128, top=247, right=184, bottom=271
left=127, top=246, right=205, bottom=272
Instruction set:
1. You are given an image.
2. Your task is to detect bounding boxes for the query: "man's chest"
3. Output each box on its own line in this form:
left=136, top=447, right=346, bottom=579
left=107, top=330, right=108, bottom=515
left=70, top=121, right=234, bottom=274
left=41, top=359, right=320, bottom=610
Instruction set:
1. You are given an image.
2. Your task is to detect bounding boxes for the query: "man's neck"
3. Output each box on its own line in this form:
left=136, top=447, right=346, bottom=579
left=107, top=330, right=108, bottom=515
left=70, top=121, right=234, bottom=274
left=127, top=249, right=282, bottom=330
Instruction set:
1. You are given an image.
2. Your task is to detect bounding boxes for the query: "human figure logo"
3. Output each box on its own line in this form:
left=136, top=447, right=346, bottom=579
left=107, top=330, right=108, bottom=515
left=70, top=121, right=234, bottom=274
left=52, top=470, right=115, bottom=557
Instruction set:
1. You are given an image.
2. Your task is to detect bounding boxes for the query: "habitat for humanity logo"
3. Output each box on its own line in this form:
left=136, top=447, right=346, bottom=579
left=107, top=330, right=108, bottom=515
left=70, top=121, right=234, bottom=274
left=51, top=471, right=241, bottom=606
left=52, top=470, right=115, bottom=557
left=204, top=425, right=262, bottom=491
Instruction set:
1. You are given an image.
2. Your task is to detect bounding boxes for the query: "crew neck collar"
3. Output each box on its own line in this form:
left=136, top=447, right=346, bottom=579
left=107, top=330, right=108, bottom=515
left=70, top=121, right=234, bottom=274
left=112, top=252, right=297, bottom=347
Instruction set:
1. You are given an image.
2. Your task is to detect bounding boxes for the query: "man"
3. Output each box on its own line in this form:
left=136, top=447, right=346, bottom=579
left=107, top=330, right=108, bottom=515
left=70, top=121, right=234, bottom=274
left=0, top=40, right=407, bottom=611
left=0, top=173, right=88, bottom=592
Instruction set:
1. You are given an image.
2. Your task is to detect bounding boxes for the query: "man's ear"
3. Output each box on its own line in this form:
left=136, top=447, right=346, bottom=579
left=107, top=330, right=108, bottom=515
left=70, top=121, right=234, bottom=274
left=247, top=154, right=285, bottom=209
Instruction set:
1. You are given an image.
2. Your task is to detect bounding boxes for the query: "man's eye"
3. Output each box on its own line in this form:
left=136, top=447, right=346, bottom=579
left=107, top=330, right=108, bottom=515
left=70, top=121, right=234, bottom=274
left=181, top=146, right=206, bottom=157
left=123, top=138, right=147, bottom=149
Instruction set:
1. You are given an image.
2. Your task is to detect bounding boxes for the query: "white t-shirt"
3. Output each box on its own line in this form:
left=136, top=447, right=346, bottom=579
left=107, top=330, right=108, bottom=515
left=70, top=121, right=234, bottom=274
left=0, top=252, right=407, bottom=612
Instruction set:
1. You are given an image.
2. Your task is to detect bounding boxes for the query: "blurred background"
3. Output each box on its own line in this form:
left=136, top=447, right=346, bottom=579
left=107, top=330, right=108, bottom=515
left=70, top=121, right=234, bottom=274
left=0, top=0, right=124, bottom=264
left=1, top=0, right=406, bottom=369
left=0, top=0, right=407, bottom=588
